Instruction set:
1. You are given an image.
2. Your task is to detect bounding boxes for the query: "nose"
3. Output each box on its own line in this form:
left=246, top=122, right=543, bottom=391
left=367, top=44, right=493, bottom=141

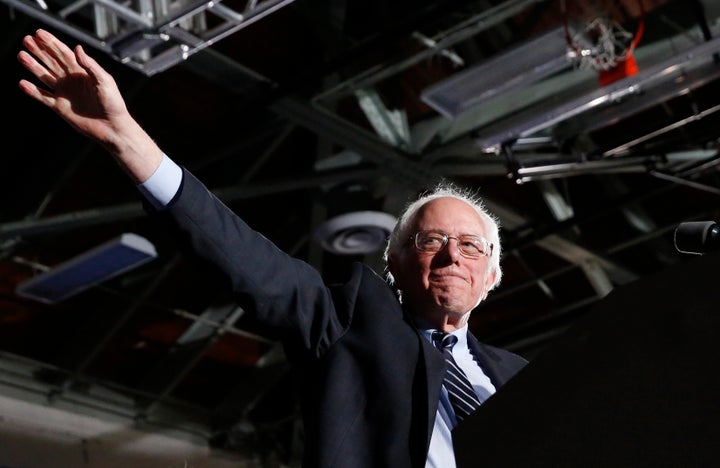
left=440, top=237, right=463, bottom=261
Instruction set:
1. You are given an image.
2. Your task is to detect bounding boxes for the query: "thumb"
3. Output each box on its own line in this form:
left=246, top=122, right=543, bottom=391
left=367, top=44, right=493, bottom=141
left=75, top=44, right=112, bottom=85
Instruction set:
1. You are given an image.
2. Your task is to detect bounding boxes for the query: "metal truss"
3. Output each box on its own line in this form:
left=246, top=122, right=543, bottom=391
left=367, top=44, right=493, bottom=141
left=1, top=0, right=296, bottom=75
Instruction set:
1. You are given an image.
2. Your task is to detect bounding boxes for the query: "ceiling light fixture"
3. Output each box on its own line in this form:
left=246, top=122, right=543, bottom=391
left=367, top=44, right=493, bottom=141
left=313, top=211, right=397, bottom=255
left=15, top=233, right=157, bottom=304
left=421, top=26, right=571, bottom=119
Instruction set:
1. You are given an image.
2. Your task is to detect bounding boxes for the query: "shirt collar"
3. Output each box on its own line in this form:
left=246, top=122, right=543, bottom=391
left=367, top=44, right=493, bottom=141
left=414, top=316, right=470, bottom=345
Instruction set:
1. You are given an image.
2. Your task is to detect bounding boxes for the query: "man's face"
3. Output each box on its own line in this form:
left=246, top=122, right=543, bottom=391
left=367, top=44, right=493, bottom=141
left=390, top=197, right=496, bottom=326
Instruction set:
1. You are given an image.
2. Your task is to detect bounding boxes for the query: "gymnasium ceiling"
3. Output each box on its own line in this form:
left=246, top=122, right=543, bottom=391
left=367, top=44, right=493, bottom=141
left=1, top=0, right=720, bottom=463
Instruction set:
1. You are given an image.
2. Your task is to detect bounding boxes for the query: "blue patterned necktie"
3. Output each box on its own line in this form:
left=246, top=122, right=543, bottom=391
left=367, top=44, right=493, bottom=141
left=432, top=331, right=482, bottom=424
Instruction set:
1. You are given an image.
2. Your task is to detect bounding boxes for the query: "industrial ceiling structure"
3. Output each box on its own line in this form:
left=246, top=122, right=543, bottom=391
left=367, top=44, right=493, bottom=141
left=1, top=0, right=720, bottom=465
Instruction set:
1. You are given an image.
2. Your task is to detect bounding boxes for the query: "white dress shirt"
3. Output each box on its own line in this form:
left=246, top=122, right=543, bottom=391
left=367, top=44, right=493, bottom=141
left=420, top=323, right=496, bottom=468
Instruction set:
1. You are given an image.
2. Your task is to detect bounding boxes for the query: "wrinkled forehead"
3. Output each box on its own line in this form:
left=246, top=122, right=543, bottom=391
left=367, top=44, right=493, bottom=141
left=411, top=197, right=486, bottom=233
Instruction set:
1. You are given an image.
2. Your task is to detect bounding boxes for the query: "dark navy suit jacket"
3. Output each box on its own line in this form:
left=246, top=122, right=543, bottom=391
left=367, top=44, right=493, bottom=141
left=159, top=168, right=528, bottom=467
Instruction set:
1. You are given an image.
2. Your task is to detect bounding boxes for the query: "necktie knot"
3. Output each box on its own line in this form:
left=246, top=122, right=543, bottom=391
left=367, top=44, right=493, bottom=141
left=432, top=331, right=458, bottom=350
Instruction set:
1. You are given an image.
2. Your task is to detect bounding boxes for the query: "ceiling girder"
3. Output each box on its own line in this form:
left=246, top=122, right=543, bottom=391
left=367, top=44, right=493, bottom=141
left=313, top=0, right=553, bottom=104
left=0, top=0, right=298, bottom=74
left=135, top=304, right=248, bottom=415
left=469, top=32, right=720, bottom=153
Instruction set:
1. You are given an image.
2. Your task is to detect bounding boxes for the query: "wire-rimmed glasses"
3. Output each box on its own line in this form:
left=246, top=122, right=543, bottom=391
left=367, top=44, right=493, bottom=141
left=410, top=230, right=493, bottom=258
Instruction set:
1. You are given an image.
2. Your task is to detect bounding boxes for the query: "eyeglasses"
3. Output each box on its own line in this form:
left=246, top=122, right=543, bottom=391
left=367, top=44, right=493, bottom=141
left=409, top=230, right=493, bottom=258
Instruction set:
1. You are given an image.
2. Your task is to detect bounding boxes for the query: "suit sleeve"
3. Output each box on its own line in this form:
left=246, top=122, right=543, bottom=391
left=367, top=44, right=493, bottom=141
left=160, top=168, right=355, bottom=358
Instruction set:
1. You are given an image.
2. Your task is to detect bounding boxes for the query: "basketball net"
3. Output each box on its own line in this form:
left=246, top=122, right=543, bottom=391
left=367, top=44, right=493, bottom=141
left=562, top=0, right=645, bottom=86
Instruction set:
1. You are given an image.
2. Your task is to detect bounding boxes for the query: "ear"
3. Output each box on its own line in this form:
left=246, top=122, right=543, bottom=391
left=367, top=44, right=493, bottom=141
left=387, top=254, right=402, bottom=287
left=387, top=254, right=397, bottom=277
left=482, top=269, right=497, bottom=297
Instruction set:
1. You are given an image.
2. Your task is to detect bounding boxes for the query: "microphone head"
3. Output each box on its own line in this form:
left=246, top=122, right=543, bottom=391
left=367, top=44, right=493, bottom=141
left=674, top=221, right=720, bottom=255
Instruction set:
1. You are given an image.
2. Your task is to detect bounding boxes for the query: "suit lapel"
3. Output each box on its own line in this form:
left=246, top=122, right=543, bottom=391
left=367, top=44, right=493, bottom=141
left=467, top=332, right=508, bottom=388
left=406, top=317, right=446, bottom=452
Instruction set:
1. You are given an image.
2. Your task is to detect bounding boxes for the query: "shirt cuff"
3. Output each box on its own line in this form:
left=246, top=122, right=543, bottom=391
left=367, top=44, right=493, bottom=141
left=137, top=154, right=182, bottom=209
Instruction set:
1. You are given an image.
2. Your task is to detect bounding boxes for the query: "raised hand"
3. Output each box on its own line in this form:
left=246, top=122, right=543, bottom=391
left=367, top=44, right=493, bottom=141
left=17, top=29, right=164, bottom=183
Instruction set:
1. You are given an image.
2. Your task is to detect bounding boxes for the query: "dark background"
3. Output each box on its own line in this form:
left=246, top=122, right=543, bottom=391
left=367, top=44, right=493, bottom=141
left=1, top=0, right=720, bottom=464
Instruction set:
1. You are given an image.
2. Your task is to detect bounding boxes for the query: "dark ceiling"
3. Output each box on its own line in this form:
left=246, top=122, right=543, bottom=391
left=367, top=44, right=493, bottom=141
left=2, top=0, right=720, bottom=464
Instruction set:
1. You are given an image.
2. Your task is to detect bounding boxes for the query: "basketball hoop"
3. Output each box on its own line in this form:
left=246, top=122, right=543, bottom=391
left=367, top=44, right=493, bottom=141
left=562, top=0, right=645, bottom=85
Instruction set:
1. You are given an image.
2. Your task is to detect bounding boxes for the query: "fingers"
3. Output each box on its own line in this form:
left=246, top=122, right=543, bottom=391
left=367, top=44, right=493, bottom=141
left=21, top=32, right=62, bottom=81
left=17, top=48, right=57, bottom=90
left=34, top=29, right=85, bottom=75
left=17, top=28, right=119, bottom=113
left=18, top=78, right=55, bottom=107
left=19, top=29, right=87, bottom=86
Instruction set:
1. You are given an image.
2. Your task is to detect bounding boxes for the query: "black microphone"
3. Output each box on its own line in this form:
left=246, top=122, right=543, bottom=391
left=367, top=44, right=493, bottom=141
left=674, top=221, right=720, bottom=254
